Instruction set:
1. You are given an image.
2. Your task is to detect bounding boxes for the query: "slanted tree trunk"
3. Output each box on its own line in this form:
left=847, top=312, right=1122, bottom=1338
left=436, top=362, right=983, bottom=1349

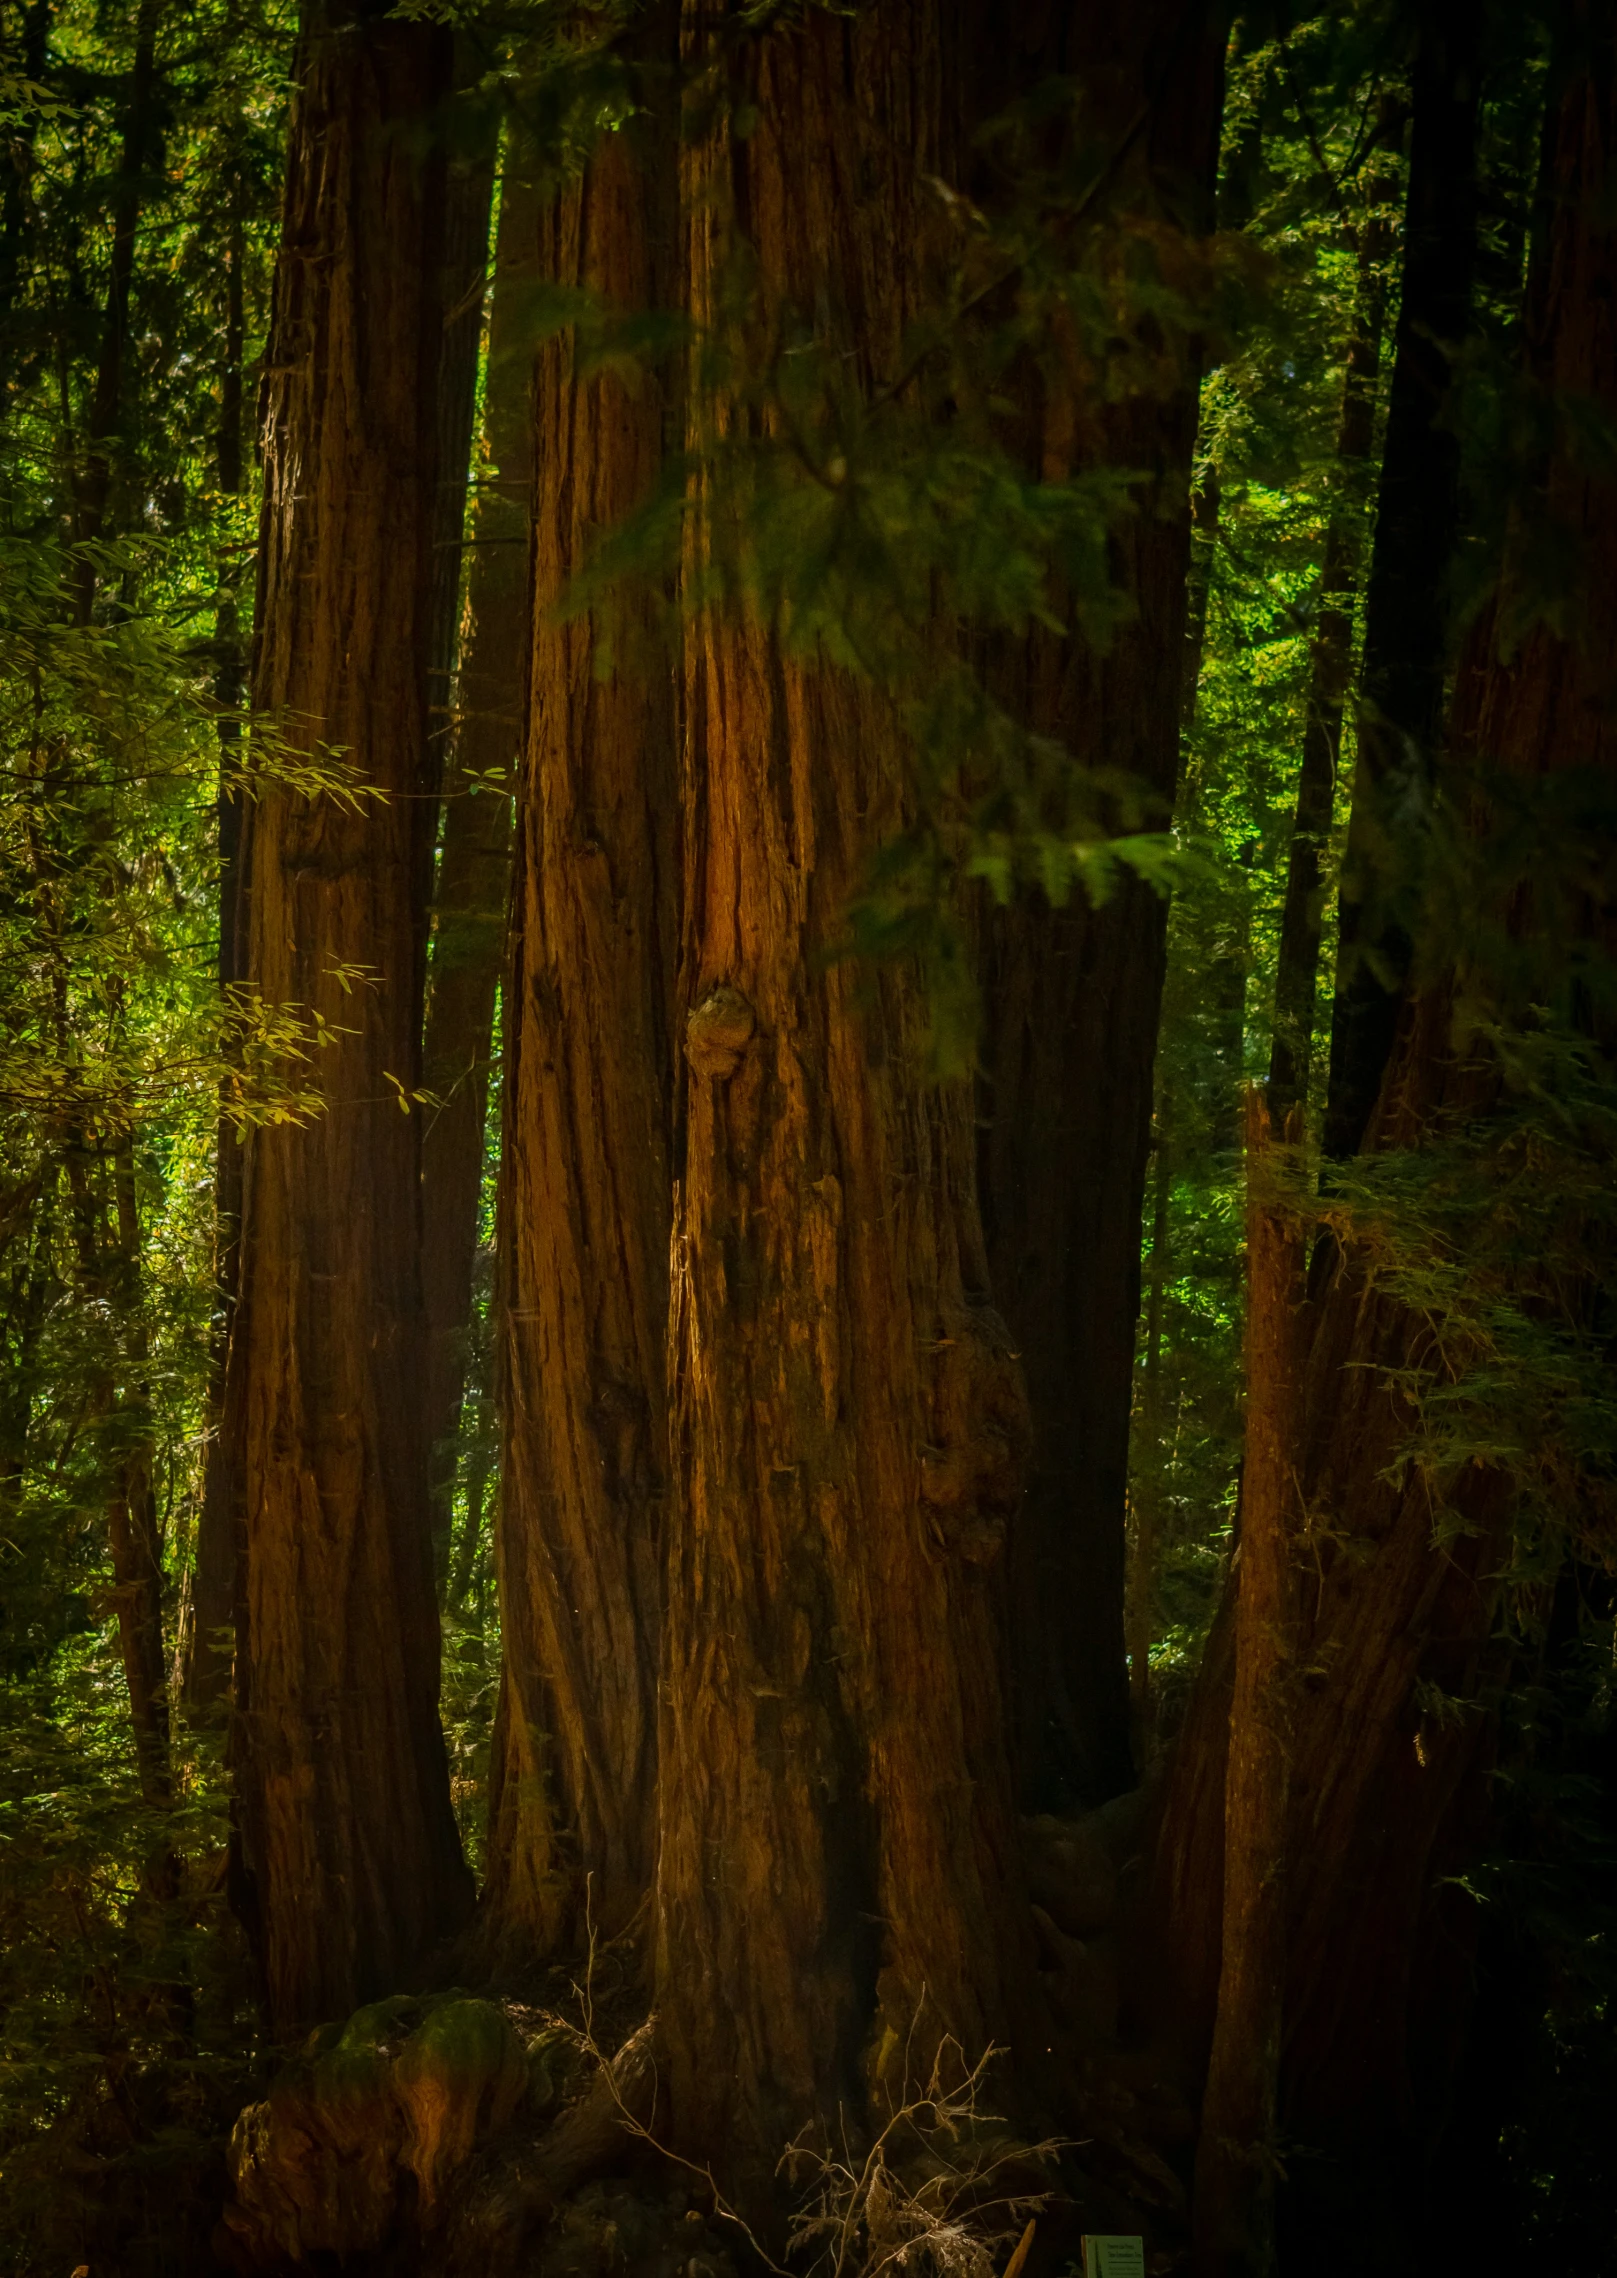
left=1267, top=151, right=1394, bottom=1123
left=226, top=0, right=472, bottom=2033
left=653, top=1, right=1041, bottom=2190
left=1154, top=26, right=1617, bottom=2258
left=419, top=142, right=527, bottom=1576
left=1323, top=0, right=1480, bottom=1159
left=483, top=64, right=679, bottom=1962
left=975, top=1, right=1226, bottom=1812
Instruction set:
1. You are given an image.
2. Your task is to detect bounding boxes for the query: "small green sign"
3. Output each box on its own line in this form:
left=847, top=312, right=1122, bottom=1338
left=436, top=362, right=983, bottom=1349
left=1080, top=2239, right=1145, bottom=2278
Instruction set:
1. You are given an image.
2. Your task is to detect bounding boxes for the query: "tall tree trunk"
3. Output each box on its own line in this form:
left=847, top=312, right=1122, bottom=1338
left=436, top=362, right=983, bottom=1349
left=1267, top=160, right=1393, bottom=1123
left=483, top=65, right=679, bottom=1964
left=419, top=137, right=522, bottom=1574
left=976, top=0, right=1226, bottom=1812
left=226, top=0, right=472, bottom=2034
left=0, top=0, right=53, bottom=408
left=104, top=1140, right=173, bottom=1821
left=187, top=174, right=248, bottom=1712
left=1127, top=1124, right=1172, bottom=1755
left=1153, top=25, right=1617, bottom=2255
left=653, top=1, right=1040, bottom=2191
left=1191, top=1094, right=1305, bottom=2278
left=1323, top=0, right=1480, bottom=1159
left=60, top=1133, right=172, bottom=1821
left=71, top=0, right=158, bottom=623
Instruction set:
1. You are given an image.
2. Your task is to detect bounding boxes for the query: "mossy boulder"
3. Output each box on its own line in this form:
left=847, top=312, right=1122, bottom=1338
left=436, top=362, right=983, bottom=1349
left=396, top=1998, right=531, bottom=2224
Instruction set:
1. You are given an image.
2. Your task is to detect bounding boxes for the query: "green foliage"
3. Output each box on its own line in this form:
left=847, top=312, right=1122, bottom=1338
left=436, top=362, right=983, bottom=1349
left=0, top=0, right=292, bottom=2261
left=1, top=0, right=1614, bottom=2263
left=549, top=55, right=1256, bottom=1068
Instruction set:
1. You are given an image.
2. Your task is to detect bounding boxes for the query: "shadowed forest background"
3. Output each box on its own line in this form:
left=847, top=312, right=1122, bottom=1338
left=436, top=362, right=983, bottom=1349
left=1, top=0, right=1615, bottom=2272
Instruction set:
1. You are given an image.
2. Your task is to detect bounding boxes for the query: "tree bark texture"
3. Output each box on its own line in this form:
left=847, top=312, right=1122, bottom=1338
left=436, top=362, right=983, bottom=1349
left=1191, top=1094, right=1305, bottom=2278
left=975, top=0, right=1226, bottom=1813
left=1323, top=0, right=1480, bottom=1159
left=1151, top=25, right=1617, bottom=2242
left=484, top=88, right=679, bottom=1963
left=227, top=1, right=472, bottom=2034
left=654, top=1, right=1038, bottom=2187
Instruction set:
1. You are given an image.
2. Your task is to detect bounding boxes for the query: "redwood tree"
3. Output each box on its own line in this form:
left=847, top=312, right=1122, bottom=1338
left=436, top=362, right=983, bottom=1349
left=483, top=51, right=680, bottom=1962
left=1323, top=0, right=1481, bottom=1159
left=652, top=0, right=1042, bottom=2185
left=1152, top=22, right=1617, bottom=2262
left=227, top=0, right=471, bottom=2032
left=975, top=0, right=1226, bottom=1811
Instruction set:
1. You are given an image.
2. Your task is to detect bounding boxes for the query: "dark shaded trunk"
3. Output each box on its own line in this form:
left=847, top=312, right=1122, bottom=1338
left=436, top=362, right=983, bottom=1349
left=226, top=0, right=472, bottom=2033
left=976, top=1, right=1226, bottom=1813
left=71, top=0, right=158, bottom=623
left=1182, top=463, right=1220, bottom=730
left=483, top=72, right=679, bottom=1962
left=61, top=1135, right=171, bottom=1819
left=1127, top=1125, right=1172, bottom=1755
left=1191, top=1095, right=1305, bottom=2278
left=187, top=177, right=248, bottom=1712
left=653, top=0, right=1040, bottom=2193
left=104, top=1140, right=172, bottom=1819
left=419, top=140, right=523, bottom=1570
left=1267, top=169, right=1393, bottom=1123
left=0, top=0, right=53, bottom=406
left=1323, top=0, right=1481, bottom=1159
left=1152, top=28, right=1617, bottom=2259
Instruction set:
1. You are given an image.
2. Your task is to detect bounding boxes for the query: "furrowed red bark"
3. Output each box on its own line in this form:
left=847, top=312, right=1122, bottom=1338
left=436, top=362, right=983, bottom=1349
left=1323, top=0, right=1480, bottom=1159
left=975, top=0, right=1226, bottom=1811
left=654, top=1, right=1037, bottom=2188
left=1192, top=1093, right=1305, bottom=2278
left=227, top=0, right=472, bottom=2033
left=1154, top=25, right=1617, bottom=2257
left=483, top=70, right=679, bottom=1962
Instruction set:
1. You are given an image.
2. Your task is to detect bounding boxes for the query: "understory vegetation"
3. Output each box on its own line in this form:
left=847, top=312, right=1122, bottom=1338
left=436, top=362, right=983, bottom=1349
left=1, top=0, right=1614, bottom=2273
